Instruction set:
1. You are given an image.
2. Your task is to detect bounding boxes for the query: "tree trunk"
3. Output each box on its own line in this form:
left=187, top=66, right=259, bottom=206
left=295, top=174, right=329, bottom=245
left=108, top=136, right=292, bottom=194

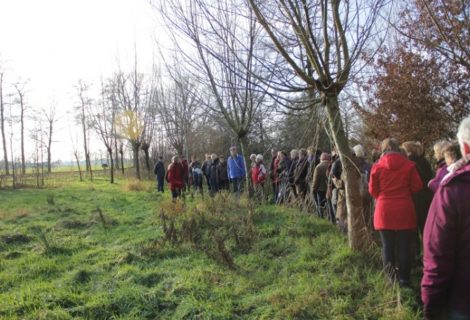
left=107, top=147, right=114, bottom=184
left=47, top=124, right=53, bottom=173
left=20, top=99, right=25, bottom=175
left=324, top=93, right=371, bottom=251
left=0, top=74, right=9, bottom=175
left=132, top=141, right=141, bottom=180
left=114, top=135, right=119, bottom=170
left=141, top=144, right=151, bottom=172
left=74, top=151, right=83, bottom=182
left=239, top=135, right=253, bottom=196
left=120, top=144, right=125, bottom=174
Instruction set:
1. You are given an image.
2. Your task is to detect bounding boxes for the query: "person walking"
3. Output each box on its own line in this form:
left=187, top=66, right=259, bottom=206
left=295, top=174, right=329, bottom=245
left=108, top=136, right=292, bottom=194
left=153, top=156, right=165, bottom=193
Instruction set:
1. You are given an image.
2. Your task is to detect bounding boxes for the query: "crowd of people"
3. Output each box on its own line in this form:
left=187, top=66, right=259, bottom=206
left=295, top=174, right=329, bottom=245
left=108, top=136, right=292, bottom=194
left=154, top=117, right=470, bottom=320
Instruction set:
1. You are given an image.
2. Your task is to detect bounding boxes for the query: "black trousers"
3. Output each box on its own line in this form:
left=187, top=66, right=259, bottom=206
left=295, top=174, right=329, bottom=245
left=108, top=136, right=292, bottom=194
left=379, top=230, right=413, bottom=284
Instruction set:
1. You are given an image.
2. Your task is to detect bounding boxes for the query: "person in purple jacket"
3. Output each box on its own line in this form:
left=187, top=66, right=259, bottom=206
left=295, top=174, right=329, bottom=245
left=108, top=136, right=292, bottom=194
left=421, top=117, right=470, bottom=320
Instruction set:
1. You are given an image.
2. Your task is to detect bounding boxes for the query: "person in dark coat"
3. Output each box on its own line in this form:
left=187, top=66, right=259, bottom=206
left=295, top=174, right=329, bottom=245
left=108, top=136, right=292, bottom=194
left=189, top=156, right=203, bottom=195
left=369, top=138, right=423, bottom=287
left=153, top=156, right=165, bottom=192
left=201, top=154, right=212, bottom=190
left=326, top=148, right=339, bottom=225
left=181, top=156, right=189, bottom=192
left=402, top=141, right=434, bottom=259
left=209, top=154, right=220, bottom=196
left=269, top=149, right=278, bottom=201
left=293, top=149, right=309, bottom=200
left=422, top=117, right=470, bottom=320
left=217, top=156, right=229, bottom=190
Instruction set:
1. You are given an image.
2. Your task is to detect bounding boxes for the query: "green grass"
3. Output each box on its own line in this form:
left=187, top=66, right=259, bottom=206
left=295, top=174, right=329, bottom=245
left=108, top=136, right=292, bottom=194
left=0, top=179, right=422, bottom=319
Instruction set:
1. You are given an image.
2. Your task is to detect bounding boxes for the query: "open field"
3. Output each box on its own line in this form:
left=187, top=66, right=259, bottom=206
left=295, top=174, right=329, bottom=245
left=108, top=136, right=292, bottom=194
left=0, top=179, right=422, bottom=319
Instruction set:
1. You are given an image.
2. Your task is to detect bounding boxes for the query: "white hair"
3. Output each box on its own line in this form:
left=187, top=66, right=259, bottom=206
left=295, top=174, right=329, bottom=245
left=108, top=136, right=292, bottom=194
left=353, top=145, right=365, bottom=158
left=256, top=154, right=263, bottom=161
left=457, top=116, right=470, bottom=146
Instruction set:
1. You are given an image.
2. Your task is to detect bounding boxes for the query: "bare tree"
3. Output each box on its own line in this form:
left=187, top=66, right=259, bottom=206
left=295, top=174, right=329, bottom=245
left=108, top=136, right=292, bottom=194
left=0, top=70, right=9, bottom=174
left=75, top=80, right=93, bottom=176
left=155, top=61, right=200, bottom=158
left=157, top=0, right=270, bottom=192
left=88, top=78, right=118, bottom=183
left=42, top=105, right=57, bottom=174
left=12, top=80, right=28, bottom=175
left=248, top=0, right=387, bottom=250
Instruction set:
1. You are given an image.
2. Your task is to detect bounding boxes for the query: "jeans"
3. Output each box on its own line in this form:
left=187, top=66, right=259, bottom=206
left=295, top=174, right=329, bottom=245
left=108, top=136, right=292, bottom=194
left=171, top=188, right=181, bottom=200
left=315, top=191, right=327, bottom=218
left=156, top=175, right=164, bottom=192
left=379, top=230, right=413, bottom=284
left=231, top=177, right=243, bottom=196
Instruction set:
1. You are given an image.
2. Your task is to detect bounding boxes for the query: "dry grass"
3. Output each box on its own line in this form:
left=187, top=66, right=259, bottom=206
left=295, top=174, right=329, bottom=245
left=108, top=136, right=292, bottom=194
left=0, top=207, right=30, bottom=221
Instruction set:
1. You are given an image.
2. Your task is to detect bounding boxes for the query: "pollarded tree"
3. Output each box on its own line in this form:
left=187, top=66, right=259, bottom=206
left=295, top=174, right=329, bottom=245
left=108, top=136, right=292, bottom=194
left=154, top=59, right=201, bottom=158
left=88, top=78, right=119, bottom=183
left=156, top=0, right=271, bottom=192
left=248, top=0, right=388, bottom=250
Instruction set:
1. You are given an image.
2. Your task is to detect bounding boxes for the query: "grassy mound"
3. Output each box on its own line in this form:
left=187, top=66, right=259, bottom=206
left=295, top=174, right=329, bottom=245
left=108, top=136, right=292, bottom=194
left=0, top=180, right=421, bottom=319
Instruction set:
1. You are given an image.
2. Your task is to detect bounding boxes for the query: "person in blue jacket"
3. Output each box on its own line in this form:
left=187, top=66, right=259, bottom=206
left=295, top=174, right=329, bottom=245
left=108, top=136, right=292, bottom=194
left=227, top=146, right=246, bottom=195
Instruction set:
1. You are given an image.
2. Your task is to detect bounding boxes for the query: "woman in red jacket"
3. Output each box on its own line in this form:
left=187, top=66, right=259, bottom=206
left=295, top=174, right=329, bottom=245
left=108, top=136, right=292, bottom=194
left=166, top=156, right=185, bottom=201
left=369, top=138, right=423, bottom=287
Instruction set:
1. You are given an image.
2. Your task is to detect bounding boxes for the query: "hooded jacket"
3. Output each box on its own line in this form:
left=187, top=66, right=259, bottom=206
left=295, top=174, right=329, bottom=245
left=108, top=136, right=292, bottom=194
left=369, top=152, right=423, bottom=230
left=421, top=155, right=470, bottom=319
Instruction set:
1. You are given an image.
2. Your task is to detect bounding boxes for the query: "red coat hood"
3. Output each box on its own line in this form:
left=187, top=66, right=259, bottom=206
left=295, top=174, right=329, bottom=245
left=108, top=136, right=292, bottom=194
left=377, top=152, right=410, bottom=171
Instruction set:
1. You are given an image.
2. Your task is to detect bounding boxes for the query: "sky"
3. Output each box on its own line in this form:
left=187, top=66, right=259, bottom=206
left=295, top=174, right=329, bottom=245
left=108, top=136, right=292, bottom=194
left=0, top=0, right=163, bottom=163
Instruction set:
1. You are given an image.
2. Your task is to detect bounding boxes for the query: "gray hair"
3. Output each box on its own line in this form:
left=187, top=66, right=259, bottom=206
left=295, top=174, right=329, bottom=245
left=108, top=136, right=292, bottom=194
left=457, top=116, right=470, bottom=147
left=353, top=145, right=365, bottom=158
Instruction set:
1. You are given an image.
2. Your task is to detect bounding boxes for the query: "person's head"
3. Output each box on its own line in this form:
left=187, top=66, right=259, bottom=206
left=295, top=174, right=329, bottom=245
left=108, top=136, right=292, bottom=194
left=299, top=148, right=308, bottom=160
left=353, top=145, right=365, bottom=158
left=171, top=155, right=179, bottom=163
left=320, top=152, right=331, bottom=162
left=250, top=154, right=257, bottom=162
left=271, top=149, right=277, bottom=157
left=211, top=153, right=218, bottom=160
left=158, top=156, right=163, bottom=160
left=219, top=155, right=225, bottom=163
left=443, top=142, right=461, bottom=166
left=277, top=150, right=283, bottom=160
left=380, top=138, right=401, bottom=154
left=457, top=116, right=470, bottom=156
left=256, top=154, right=264, bottom=163
left=307, top=146, right=314, bottom=157
left=331, top=146, right=337, bottom=157
left=229, top=146, right=238, bottom=156
left=433, top=140, right=452, bottom=161
left=401, top=141, right=419, bottom=158
left=205, top=153, right=211, bottom=160
left=290, top=149, right=299, bottom=159
left=415, top=141, right=424, bottom=157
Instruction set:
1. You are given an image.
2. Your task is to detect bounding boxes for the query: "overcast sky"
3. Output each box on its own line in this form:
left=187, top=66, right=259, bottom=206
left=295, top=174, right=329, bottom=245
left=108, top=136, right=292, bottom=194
left=0, top=0, right=162, bottom=162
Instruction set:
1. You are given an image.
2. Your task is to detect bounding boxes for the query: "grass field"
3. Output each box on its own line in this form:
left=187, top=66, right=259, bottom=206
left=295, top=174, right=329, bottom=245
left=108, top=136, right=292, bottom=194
left=0, top=179, right=422, bottom=319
